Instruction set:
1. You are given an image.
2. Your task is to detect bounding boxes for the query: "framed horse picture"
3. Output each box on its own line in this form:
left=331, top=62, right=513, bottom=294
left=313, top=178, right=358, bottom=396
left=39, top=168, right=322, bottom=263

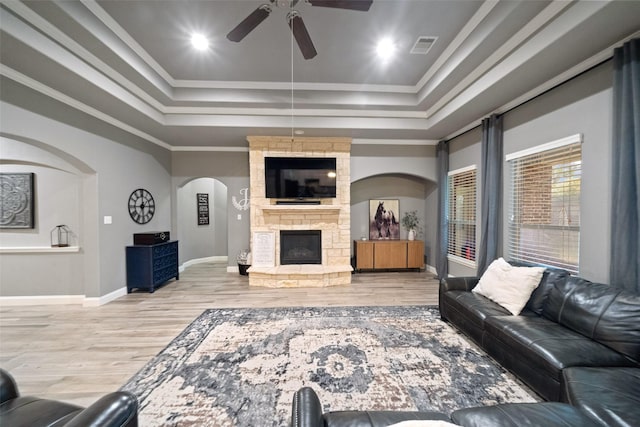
left=369, top=199, right=400, bottom=240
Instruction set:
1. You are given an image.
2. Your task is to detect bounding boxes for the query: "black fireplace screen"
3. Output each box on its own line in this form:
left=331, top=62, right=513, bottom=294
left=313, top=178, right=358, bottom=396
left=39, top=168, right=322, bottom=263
left=280, top=230, right=322, bottom=265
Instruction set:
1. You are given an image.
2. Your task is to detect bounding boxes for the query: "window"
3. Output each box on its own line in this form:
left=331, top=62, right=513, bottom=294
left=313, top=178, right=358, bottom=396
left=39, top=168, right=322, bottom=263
left=447, top=166, right=477, bottom=266
left=506, top=134, right=582, bottom=274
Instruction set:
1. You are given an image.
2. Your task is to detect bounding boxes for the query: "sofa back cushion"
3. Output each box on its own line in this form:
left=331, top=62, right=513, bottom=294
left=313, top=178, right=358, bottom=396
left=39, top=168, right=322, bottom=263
left=527, top=268, right=570, bottom=315
left=542, top=277, right=640, bottom=363
left=509, top=261, right=569, bottom=315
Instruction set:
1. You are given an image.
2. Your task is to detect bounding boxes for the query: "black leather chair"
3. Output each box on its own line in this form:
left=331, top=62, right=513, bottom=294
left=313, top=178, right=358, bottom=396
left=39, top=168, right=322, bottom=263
left=0, top=368, right=138, bottom=427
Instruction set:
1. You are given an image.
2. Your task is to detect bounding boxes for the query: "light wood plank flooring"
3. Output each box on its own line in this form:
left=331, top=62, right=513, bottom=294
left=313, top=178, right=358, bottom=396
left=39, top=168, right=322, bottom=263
left=0, top=261, right=439, bottom=407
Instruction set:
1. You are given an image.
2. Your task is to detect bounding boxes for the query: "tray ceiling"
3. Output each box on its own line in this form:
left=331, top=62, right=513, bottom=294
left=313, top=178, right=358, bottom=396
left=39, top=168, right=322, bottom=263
left=1, top=0, right=639, bottom=149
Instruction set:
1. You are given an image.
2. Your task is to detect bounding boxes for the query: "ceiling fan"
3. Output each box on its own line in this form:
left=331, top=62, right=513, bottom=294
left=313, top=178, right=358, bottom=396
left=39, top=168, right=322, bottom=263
left=226, top=0, right=373, bottom=60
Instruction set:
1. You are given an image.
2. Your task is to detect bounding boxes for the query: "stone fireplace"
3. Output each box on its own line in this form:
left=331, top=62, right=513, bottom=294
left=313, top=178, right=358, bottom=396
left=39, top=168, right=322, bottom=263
left=247, top=136, right=352, bottom=288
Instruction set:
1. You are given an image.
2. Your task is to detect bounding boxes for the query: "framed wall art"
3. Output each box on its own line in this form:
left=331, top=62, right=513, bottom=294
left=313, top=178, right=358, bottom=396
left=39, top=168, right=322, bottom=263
left=369, top=199, right=400, bottom=240
left=0, top=173, right=35, bottom=229
left=197, top=193, right=209, bottom=225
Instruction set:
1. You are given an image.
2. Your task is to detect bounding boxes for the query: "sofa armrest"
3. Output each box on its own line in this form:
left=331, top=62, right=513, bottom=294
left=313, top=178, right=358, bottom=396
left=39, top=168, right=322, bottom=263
left=440, top=277, right=480, bottom=293
left=291, top=387, right=324, bottom=427
left=0, top=369, right=20, bottom=404
left=63, top=392, right=138, bottom=427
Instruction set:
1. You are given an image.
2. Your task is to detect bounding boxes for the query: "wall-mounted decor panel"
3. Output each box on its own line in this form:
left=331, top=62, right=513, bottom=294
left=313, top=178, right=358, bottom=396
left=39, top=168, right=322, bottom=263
left=0, top=173, right=35, bottom=229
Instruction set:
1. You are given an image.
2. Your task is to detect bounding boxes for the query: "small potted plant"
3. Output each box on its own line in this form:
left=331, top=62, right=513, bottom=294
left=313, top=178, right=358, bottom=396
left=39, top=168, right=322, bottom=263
left=401, top=210, right=421, bottom=241
left=237, top=249, right=251, bottom=276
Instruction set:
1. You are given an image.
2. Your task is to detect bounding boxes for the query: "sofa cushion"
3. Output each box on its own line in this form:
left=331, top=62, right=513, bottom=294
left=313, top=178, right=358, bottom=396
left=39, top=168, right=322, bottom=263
left=445, top=291, right=515, bottom=322
left=561, top=367, right=640, bottom=427
left=473, top=258, right=545, bottom=315
left=523, top=267, right=569, bottom=315
left=542, top=277, right=640, bottom=363
left=451, top=402, right=600, bottom=427
left=439, top=290, right=517, bottom=346
left=484, top=315, right=636, bottom=381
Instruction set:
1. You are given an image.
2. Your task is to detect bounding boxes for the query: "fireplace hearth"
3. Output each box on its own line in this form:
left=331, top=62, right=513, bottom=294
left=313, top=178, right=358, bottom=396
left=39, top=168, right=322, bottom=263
left=280, top=230, right=321, bottom=265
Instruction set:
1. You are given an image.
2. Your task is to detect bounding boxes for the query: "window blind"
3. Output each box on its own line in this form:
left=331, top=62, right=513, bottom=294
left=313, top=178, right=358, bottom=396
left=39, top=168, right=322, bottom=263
left=507, top=137, right=581, bottom=274
left=447, top=166, right=477, bottom=263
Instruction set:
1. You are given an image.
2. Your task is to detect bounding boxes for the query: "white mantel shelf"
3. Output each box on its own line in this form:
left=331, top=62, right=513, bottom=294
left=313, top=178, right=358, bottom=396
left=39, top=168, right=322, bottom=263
left=259, top=205, right=341, bottom=214
left=0, top=246, right=80, bottom=254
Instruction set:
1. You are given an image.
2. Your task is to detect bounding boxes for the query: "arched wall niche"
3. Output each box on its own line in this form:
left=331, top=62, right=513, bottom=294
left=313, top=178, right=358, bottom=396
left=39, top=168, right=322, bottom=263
left=350, top=173, right=438, bottom=269
left=0, top=135, right=99, bottom=298
left=176, top=176, right=228, bottom=264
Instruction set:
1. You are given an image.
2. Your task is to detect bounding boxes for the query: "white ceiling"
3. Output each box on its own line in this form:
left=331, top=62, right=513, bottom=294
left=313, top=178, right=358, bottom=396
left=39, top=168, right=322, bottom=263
left=1, top=0, right=639, bottom=150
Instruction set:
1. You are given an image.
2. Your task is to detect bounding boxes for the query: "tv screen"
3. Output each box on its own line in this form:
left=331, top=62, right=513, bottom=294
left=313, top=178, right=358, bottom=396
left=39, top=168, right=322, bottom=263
left=265, top=157, right=337, bottom=198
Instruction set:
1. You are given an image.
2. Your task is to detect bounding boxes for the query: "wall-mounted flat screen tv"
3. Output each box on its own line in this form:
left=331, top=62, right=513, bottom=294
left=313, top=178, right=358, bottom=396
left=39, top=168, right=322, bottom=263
left=265, top=157, right=337, bottom=198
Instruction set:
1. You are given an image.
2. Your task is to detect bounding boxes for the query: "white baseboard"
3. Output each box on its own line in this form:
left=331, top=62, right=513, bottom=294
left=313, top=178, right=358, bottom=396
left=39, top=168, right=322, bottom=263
left=1, top=255, right=231, bottom=307
left=426, top=264, right=437, bottom=275
left=180, top=255, right=228, bottom=272
left=0, top=295, right=85, bottom=306
left=83, top=287, right=128, bottom=307
left=0, top=287, right=129, bottom=307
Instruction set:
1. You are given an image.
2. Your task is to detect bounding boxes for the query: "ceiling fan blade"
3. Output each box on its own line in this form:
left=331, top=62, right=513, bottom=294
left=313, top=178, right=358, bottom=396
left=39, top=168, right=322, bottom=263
left=308, top=0, right=373, bottom=12
left=288, top=13, right=317, bottom=60
left=226, top=5, right=272, bottom=42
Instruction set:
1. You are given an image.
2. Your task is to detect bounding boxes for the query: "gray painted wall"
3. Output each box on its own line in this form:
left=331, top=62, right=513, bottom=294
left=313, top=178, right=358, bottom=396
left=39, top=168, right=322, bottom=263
left=177, top=177, right=228, bottom=263
left=447, top=61, right=613, bottom=282
left=1, top=59, right=615, bottom=298
left=350, top=143, right=439, bottom=268
left=502, top=61, right=612, bottom=283
left=173, top=146, right=440, bottom=269
left=351, top=145, right=438, bottom=183
left=1, top=102, right=172, bottom=298
left=0, top=138, right=85, bottom=296
left=172, top=151, right=250, bottom=268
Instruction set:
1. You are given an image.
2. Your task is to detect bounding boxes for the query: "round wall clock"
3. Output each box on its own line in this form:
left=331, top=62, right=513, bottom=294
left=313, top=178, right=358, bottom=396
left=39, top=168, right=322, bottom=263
left=128, top=188, right=155, bottom=224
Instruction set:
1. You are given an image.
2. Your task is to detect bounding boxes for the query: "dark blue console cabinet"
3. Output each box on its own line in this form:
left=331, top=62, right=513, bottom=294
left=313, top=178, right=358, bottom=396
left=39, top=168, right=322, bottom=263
left=126, top=240, right=179, bottom=293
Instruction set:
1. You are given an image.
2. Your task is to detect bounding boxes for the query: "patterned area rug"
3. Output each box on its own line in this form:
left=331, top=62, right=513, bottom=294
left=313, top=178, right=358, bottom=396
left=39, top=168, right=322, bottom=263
left=121, top=306, right=538, bottom=426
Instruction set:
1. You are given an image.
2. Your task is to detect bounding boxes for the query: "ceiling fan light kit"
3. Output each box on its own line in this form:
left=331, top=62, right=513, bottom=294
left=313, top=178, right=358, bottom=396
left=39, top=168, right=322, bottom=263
left=227, top=0, right=373, bottom=59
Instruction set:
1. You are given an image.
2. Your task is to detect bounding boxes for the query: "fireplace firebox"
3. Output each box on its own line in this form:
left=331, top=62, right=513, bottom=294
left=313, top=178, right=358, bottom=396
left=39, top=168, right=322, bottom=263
left=280, top=230, right=322, bottom=265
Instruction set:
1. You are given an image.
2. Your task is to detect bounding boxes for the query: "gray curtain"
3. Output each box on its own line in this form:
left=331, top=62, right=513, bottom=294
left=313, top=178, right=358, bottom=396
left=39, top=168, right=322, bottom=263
left=610, top=38, right=640, bottom=293
left=477, top=114, right=503, bottom=275
left=436, top=140, right=449, bottom=279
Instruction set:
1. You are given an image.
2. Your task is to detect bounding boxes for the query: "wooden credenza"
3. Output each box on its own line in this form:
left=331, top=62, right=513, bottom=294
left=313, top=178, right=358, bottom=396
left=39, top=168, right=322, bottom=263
left=354, top=240, right=424, bottom=272
left=126, top=240, right=179, bottom=293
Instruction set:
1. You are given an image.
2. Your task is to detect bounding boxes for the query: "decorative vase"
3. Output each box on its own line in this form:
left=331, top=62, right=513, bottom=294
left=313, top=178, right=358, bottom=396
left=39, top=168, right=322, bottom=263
left=408, top=229, right=416, bottom=241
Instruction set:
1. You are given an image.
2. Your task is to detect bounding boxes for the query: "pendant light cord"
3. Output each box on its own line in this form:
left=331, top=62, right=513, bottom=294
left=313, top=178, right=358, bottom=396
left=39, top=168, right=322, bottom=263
left=290, top=12, right=294, bottom=141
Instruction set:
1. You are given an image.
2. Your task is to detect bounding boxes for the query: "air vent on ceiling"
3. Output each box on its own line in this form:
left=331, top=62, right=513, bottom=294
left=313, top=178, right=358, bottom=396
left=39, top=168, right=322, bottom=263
left=410, top=36, right=437, bottom=55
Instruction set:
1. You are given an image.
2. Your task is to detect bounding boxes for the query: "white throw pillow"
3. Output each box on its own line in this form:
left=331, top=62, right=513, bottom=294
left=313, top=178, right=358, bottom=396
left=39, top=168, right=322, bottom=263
left=472, top=257, right=545, bottom=315
left=387, top=421, right=461, bottom=427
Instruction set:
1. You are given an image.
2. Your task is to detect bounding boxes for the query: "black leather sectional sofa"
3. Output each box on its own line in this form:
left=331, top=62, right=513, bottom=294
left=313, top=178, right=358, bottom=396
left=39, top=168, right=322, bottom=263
left=439, top=267, right=640, bottom=426
left=291, top=266, right=640, bottom=427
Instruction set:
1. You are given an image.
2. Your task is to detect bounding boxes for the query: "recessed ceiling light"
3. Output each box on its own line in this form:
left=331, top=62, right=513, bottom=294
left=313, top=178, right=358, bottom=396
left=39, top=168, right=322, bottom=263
left=294, top=129, right=305, bottom=135
left=376, top=37, right=396, bottom=61
left=190, top=33, right=209, bottom=51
